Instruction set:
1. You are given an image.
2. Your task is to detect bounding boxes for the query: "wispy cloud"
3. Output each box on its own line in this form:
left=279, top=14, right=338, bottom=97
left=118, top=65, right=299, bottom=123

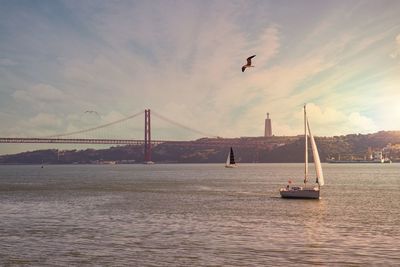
left=0, top=58, right=18, bottom=66
left=13, top=84, right=66, bottom=103
left=1, top=0, right=400, bottom=154
left=390, top=33, right=400, bottom=58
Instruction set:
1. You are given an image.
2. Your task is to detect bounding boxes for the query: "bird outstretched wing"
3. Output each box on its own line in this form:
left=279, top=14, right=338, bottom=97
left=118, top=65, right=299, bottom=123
left=242, top=66, right=246, bottom=72
left=247, top=55, right=256, bottom=65
left=84, top=110, right=100, bottom=116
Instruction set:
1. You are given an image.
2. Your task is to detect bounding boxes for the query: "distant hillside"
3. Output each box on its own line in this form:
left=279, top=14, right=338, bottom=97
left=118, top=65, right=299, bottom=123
left=1, top=131, right=400, bottom=164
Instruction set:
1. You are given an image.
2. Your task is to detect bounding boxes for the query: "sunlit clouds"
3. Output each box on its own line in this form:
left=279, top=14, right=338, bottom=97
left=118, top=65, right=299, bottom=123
left=1, top=1, right=400, bottom=154
left=390, top=34, right=400, bottom=58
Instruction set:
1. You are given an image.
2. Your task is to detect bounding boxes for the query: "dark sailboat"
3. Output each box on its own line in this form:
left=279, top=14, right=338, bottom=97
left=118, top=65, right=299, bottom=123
left=225, top=147, right=237, bottom=168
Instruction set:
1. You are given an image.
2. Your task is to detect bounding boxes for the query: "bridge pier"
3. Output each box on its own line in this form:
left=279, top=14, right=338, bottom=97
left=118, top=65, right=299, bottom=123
left=144, top=109, right=153, bottom=163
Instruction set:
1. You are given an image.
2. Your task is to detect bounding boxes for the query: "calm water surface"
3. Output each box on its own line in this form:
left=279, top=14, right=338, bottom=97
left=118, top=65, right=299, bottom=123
left=0, top=163, right=399, bottom=266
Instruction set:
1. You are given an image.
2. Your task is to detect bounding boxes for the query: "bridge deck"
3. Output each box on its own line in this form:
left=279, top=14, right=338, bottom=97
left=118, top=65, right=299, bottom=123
left=0, top=137, right=285, bottom=148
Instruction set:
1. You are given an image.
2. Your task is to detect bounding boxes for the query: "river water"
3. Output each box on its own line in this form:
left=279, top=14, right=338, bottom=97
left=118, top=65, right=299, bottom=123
left=0, top=163, right=399, bottom=266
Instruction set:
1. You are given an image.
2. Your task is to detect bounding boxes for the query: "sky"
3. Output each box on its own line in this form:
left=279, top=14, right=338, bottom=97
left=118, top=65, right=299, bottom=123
left=1, top=0, right=400, bottom=154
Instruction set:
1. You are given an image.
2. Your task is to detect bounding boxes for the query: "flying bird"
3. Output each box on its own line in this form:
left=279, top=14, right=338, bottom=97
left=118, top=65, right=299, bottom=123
left=84, top=110, right=100, bottom=116
left=242, top=55, right=256, bottom=72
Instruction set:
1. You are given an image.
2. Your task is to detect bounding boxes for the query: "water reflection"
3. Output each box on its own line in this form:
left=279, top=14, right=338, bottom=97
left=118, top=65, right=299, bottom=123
left=0, top=164, right=399, bottom=265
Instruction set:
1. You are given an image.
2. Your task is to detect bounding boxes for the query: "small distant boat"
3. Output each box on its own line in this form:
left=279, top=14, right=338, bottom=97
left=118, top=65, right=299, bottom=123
left=280, top=105, right=324, bottom=199
left=327, top=151, right=392, bottom=164
left=225, top=147, right=237, bottom=168
left=327, top=158, right=392, bottom=164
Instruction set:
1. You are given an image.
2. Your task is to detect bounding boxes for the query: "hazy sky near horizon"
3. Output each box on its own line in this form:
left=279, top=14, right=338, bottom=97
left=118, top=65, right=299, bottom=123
left=1, top=0, right=400, bottom=154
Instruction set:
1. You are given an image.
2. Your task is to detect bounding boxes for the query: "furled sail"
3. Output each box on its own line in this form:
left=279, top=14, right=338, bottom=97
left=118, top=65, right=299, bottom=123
left=304, top=105, right=308, bottom=183
left=307, top=119, right=324, bottom=186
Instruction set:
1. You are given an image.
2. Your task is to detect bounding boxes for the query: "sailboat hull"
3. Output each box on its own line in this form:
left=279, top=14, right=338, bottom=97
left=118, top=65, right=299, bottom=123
left=225, top=164, right=237, bottom=168
left=280, top=187, right=320, bottom=199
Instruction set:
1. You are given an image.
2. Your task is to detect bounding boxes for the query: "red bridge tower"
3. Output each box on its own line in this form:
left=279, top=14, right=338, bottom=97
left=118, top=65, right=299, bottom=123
left=144, top=109, right=153, bottom=163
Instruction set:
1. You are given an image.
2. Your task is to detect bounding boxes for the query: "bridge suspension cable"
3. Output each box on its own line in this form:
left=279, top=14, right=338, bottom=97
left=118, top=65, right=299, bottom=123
left=45, top=110, right=144, bottom=138
left=151, top=110, right=219, bottom=138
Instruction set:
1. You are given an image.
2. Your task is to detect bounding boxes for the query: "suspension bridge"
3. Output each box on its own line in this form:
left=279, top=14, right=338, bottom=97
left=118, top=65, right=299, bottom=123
left=0, top=109, right=284, bottom=162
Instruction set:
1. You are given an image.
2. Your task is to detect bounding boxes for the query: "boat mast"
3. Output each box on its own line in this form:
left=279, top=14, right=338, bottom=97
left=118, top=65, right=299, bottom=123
left=304, top=104, right=308, bottom=186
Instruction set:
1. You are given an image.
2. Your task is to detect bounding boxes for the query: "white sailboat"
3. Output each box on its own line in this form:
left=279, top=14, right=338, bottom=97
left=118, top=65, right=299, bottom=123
left=280, top=104, right=325, bottom=199
left=225, top=147, right=237, bottom=168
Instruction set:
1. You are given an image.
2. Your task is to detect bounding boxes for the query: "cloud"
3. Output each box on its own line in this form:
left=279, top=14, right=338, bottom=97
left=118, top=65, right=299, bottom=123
left=293, top=103, right=378, bottom=136
left=229, top=102, right=379, bottom=138
left=29, top=113, right=63, bottom=129
left=1, top=0, right=400, bottom=155
left=0, top=58, right=17, bottom=66
left=390, top=33, right=400, bottom=58
left=13, top=83, right=67, bottom=103
left=0, top=112, right=64, bottom=138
